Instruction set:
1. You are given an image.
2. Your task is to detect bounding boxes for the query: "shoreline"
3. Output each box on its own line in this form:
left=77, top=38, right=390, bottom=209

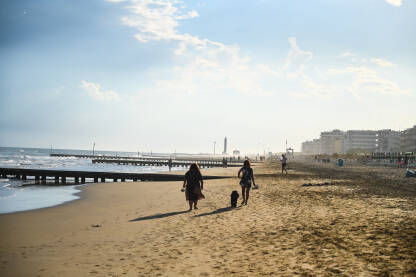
left=0, top=165, right=229, bottom=215
left=0, top=184, right=84, bottom=216
left=0, top=167, right=193, bottom=215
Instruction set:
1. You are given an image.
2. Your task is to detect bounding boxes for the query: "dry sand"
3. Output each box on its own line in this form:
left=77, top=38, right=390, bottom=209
left=0, top=161, right=415, bottom=276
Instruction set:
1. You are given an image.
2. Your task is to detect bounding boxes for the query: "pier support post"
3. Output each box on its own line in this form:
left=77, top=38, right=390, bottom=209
left=22, top=175, right=27, bottom=180
left=133, top=178, right=137, bottom=182
left=121, top=178, right=125, bottom=182
left=16, top=175, right=21, bottom=179
left=1, top=174, right=7, bottom=178
left=81, top=177, right=85, bottom=184
left=41, top=176, right=46, bottom=184
left=113, top=178, right=117, bottom=182
left=75, top=177, right=79, bottom=184
left=35, top=176, right=40, bottom=184
left=61, top=177, right=66, bottom=184
left=55, top=176, right=59, bottom=184
left=94, top=177, right=98, bottom=183
left=101, top=178, right=105, bottom=183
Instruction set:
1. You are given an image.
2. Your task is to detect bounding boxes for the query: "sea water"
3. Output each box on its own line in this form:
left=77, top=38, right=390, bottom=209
left=0, top=147, right=178, bottom=214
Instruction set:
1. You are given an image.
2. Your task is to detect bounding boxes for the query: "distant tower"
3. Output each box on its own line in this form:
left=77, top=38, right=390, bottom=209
left=223, top=136, right=227, bottom=154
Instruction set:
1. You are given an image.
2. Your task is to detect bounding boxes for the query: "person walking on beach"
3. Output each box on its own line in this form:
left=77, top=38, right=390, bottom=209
left=281, top=154, right=288, bottom=174
left=182, top=163, right=204, bottom=211
left=168, top=158, right=173, bottom=171
left=238, top=160, right=256, bottom=205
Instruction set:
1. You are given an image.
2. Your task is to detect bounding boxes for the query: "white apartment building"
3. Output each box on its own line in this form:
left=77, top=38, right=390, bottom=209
left=400, top=125, right=416, bottom=152
left=344, top=130, right=377, bottom=153
left=312, top=139, right=320, bottom=155
left=319, top=130, right=345, bottom=154
left=301, top=139, right=321, bottom=155
left=302, top=125, right=415, bottom=155
left=301, top=141, right=311, bottom=154
left=376, top=129, right=401, bottom=153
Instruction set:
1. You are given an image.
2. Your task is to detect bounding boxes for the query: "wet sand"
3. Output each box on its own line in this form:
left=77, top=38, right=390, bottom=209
left=0, top=161, right=415, bottom=276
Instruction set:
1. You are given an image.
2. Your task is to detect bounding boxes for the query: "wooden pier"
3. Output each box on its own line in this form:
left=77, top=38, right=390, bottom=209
left=91, top=159, right=240, bottom=168
left=0, top=168, right=231, bottom=185
left=50, top=153, right=244, bottom=164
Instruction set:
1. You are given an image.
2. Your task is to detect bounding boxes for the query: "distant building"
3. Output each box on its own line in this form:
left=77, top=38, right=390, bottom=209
left=312, top=139, right=321, bottom=154
left=301, top=139, right=321, bottom=155
left=400, top=125, right=416, bottom=152
left=344, top=130, right=377, bottom=154
left=376, top=129, right=401, bottom=153
left=302, top=125, right=416, bottom=155
left=320, top=130, right=345, bottom=154
left=223, top=136, right=228, bottom=154
left=301, top=140, right=313, bottom=154
left=302, top=140, right=315, bottom=155
left=233, top=150, right=240, bottom=156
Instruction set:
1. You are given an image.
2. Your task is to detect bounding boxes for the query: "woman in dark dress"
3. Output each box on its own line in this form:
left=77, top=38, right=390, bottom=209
left=238, top=159, right=256, bottom=205
left=182, top=163, right=204, bottom=211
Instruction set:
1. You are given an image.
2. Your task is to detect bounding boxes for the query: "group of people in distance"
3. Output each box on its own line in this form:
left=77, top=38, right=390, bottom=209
left=181, top=155, right=288, bottom=211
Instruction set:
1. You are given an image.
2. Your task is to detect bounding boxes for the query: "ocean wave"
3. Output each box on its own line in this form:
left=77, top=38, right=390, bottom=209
left=0, top=193, right=17, bottom=199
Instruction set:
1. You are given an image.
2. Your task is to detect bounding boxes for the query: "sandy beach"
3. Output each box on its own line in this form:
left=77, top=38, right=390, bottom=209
left=1, top=161, right=415, bottom=276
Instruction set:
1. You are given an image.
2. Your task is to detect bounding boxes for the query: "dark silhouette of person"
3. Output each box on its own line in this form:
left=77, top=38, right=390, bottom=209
left=182, top=163, right=204, bottom=211
left=168, top=158, right=173, bottom=171
left=281, top=154, right=288, bottom=174
left=238, top=159, right=256, bottom=205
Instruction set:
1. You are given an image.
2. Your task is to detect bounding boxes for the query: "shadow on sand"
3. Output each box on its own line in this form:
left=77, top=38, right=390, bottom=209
left=129, top=210, right=189, bottom=222
left=194, top=206, right=241, bottom=217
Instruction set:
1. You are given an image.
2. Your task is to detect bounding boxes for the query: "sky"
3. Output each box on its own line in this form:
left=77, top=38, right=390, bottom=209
left=0, top=0, right=415, bottom=154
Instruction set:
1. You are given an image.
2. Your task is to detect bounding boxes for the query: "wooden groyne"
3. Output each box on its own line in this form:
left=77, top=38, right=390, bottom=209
left=50, top=153, right=245, bottom=164
left=0, top=168, right=231, bottom=185
left=91, top=159, right=240, bottom=168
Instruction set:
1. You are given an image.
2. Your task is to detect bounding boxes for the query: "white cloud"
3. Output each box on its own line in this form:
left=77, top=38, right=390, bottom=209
left=119, top=0, right=204, bottom=50
left=385, top=0, right=403, bottom=7
left=339, top=52, right=355, bottom=58
left=328, top=66, right=409, bottom=96
left=282, top=37, right=313, bottom=79
left=108, top=0, right=411, bottom=100
left=80, top=80, right=120, bottom=101
left=370, top=58, right=393, bottom=67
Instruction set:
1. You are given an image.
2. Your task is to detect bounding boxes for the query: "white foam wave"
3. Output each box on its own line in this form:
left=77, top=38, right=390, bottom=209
left=0, top=193, right=16, bottom=199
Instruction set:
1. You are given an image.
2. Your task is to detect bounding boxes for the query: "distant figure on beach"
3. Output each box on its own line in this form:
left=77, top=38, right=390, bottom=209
left=182, top=163, right=204, bottom=211
left=238, top=160, right=256, bottom=205
left=222, top=157, right=228, bottom=168
left=404, top=156, right=409, bottom=167
left=281, top=154, right=288, bottom=174
left=168, top=158, right=173, bottom=171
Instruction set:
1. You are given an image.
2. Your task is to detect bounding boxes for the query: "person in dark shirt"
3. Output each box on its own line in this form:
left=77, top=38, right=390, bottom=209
left=182, top=163, right=204, bottom=211
left=238, top=159, right=256, bottom=205
left=281, top=154, right=288, bottom=174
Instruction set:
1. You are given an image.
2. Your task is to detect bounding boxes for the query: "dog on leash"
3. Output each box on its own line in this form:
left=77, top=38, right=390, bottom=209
left=230, top=190, right=239, bottom=208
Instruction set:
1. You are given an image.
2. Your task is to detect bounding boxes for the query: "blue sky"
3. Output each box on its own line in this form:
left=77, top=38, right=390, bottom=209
left=1, top=0, right=415, bottom=154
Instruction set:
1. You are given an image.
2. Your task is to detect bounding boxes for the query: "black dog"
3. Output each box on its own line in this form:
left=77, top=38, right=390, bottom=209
left=230, top=190, right=239, bottom=208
